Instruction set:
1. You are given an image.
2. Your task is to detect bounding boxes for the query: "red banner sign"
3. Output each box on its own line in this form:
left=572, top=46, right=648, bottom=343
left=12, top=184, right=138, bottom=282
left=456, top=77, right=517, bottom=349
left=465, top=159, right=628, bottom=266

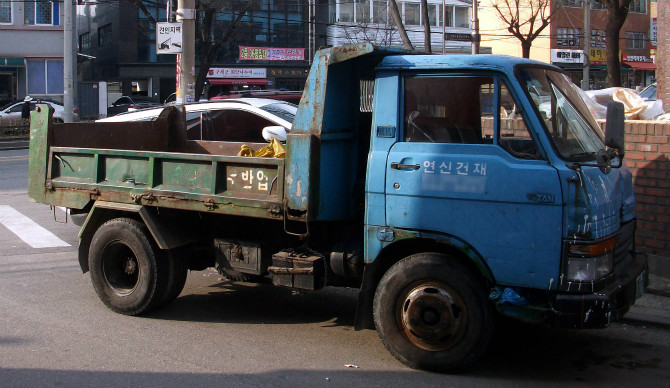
left=239, top=46, right=305, bottom=61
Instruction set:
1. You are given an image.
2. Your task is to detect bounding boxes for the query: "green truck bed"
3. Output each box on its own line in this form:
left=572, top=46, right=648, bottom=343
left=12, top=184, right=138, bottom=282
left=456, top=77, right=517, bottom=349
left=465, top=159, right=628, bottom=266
left=28, top=105, right=286, bottom=220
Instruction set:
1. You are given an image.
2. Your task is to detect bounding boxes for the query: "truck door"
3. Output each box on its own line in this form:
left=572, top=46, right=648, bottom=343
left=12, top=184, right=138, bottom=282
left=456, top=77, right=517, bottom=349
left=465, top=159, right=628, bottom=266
left=385, top=74, right=563, bottom=289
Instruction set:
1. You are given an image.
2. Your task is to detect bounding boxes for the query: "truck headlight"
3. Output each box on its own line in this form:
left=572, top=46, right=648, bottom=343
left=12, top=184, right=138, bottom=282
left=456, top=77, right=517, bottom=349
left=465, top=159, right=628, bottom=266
left=566, top=253, right=613, bottom=281
left=565, top=237, right=616, bottom=282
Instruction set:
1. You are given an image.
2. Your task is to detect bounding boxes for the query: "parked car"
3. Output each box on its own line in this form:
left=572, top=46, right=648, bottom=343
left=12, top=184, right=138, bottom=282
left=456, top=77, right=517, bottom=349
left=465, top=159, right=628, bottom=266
left=98, top=98, right=296, bottom=143
left=107, top=95, right=162, bottom=116
left=0, top=98, right=78, bottom=127
left=639, top=82, right=657, bottom=101
left=210, top=89, right=303, bottom=104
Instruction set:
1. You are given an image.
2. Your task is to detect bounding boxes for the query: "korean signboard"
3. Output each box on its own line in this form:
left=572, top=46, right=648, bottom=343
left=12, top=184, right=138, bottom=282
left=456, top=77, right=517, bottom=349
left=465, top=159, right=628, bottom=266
left=207, top=68, right=267, bottom=79
left=651, top=18, right=657, bottom=48
left=239, top=46, right=305, bottom=61
left=551, top=49, right=584, bottom=64
left=156, top=22, right=183, bottom=54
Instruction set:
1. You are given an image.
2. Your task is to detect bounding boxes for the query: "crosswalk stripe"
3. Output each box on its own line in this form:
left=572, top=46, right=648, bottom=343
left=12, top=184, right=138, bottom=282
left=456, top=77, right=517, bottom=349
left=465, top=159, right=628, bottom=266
left=0, top=205, right=70, bottom=248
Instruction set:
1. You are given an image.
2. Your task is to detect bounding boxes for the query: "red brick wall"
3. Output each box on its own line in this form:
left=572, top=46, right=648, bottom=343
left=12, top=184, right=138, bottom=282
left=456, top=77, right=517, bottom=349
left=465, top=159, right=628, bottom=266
left=621, top=120, right=670, bottom=257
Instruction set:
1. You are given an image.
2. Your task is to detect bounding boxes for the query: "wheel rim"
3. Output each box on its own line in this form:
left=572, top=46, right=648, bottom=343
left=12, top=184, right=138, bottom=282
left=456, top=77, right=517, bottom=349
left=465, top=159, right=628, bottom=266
left=396, top=281, right=468, bottom=351
left=101, top=241, right=140, bottom=295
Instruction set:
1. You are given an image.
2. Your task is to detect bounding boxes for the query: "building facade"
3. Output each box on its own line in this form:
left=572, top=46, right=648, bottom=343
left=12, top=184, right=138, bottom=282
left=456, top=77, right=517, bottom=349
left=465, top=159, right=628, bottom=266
left=0, top=0, right=65, bottom=105
left=550, top=0, right=654, bottom=89
left=323, top=0, right=482, bottom=53
left=76, top=0, right=311, bottom=104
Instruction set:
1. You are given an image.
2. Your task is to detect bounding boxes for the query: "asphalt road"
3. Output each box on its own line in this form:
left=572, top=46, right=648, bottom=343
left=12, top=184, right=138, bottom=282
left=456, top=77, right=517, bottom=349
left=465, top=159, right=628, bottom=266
left=1, top=147, right=669, bottom=387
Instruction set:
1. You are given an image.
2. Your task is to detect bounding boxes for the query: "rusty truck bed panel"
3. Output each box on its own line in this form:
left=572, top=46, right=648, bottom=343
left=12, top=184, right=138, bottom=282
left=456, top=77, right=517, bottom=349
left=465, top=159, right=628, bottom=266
left=29, top=105, right=285, bottom=219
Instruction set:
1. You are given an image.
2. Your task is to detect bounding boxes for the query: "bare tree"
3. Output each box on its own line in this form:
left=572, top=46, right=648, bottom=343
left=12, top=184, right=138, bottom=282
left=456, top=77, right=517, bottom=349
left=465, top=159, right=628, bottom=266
left=596, top=0, right=633, bottom=87
left=341, top=21, right=399, bottom=47
left=194, top=1, right=253, bottom=99
left=421, top=0, right=431, bottom=53
left=490, top=0, right=557, bottom=58
left=388, top=0, right=415, bottom=50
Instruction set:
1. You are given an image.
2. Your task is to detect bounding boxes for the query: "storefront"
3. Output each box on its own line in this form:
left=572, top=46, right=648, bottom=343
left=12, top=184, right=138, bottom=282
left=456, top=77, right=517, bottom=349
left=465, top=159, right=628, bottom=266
left=0, top=57, right=24, bottom=106
left=621, top=55, right=656, bottom=88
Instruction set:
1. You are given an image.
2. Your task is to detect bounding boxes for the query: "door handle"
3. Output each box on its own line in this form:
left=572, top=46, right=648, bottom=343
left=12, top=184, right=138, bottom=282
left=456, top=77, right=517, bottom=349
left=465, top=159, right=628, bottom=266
left=390, top=162, right=420, bottom=170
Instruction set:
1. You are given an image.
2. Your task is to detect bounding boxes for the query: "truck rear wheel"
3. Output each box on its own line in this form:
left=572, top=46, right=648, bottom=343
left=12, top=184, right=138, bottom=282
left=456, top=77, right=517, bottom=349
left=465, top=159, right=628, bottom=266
left=373, top=253, right=494, bottom=372
left=88, top=218, right=168, bottom=315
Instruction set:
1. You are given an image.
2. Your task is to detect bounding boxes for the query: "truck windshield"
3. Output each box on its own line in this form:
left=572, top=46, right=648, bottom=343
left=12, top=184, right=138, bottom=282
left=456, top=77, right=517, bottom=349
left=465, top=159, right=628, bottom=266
left=517, top=68, right=605, bottom=162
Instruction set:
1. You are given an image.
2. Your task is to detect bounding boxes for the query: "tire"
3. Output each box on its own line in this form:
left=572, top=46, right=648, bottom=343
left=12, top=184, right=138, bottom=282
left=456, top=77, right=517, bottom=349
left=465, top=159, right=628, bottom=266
left=88, top=218, right=168, bottom=315
left=160, top=249, right=188, bottom=306
left=373, top=253, right=494, bottom=372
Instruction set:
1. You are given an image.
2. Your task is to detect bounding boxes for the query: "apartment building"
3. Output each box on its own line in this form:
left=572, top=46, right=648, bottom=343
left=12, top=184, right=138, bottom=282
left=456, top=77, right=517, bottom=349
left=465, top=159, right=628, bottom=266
left=0, top=0, right=65, bottom=105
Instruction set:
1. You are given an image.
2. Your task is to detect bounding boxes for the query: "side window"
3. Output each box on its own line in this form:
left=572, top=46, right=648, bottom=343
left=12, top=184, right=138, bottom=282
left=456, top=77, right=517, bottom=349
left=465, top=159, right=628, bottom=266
left=403, top=75, right=492, bottom=144
left=498, top=81, right=541, bottom=160
left=189, top=109, right=274, bottom=142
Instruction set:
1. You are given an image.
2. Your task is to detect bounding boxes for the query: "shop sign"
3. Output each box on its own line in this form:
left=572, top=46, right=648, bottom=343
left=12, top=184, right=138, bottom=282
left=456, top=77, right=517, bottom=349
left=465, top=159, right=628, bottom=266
left=239, top=46, right=305, bottom=61
left=589, top=48, right=607, bottom=64
left=268, top=68, right=308, bottom=77
left=551, top=49, right=584, bottom=64
left=207, top=68, right=267, bottom=79
left=651, top=18, right=657, bottom=48
left=622, top=55, right=652, bottom=63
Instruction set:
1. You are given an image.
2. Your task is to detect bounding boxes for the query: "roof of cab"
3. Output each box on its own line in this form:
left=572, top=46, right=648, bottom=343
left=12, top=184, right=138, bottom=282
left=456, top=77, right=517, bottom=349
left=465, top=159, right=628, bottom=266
left=376, top=54, right=560, bottom=73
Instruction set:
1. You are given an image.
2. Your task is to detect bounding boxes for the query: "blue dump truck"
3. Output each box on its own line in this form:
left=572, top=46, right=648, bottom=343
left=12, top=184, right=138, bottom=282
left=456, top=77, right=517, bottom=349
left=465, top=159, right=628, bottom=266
left=29, top=44, right=647, bottom=372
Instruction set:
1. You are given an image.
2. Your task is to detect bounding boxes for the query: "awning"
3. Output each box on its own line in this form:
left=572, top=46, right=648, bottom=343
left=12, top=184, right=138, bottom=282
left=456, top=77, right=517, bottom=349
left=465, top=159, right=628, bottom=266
left=622, top=61, right=656, bottom=71
left=208, top=78, right=269, bottom=85
left=0, top=57, right=25, bottom=66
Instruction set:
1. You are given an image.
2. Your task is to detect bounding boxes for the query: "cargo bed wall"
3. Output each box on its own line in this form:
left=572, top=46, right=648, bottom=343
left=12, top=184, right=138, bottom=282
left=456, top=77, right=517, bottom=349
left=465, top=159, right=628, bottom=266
left=28, top=104, right=286, bottom=220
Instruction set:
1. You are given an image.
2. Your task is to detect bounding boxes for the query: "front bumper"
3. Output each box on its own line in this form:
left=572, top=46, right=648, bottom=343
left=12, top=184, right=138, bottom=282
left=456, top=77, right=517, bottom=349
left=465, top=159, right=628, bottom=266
left=550, top=252, right=648, bottom=329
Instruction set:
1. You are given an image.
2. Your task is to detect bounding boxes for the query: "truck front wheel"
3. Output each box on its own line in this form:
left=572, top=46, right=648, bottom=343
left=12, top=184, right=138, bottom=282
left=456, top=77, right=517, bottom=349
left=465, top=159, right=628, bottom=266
left=88, top=218, right=168, bottom=315
left=373, top=253, right=494, bottom=372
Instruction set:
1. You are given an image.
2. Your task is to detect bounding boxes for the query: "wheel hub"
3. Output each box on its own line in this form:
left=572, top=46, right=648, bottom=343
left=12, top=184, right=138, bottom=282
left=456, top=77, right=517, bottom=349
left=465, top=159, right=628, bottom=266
left=102, top=243, right=140, bottom=295
left=398, top=282, right=467, bottom=351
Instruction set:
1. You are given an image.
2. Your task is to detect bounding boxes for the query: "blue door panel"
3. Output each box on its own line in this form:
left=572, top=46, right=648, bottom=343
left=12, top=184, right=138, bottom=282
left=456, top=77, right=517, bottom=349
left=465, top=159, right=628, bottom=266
left=385, top=142, right=563, bottom=289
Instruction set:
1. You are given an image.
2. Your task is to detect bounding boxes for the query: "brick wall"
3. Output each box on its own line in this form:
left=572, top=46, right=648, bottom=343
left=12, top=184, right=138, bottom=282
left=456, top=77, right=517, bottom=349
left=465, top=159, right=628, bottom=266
left=621, top=120, right=670, bottom=257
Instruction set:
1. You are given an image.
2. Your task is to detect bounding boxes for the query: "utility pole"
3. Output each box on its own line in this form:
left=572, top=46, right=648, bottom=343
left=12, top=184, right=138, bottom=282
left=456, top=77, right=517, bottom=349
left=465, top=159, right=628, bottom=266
left=442, top=0, right=446, bottom=54
left=63, top=0, right=75, bottom=122
left=581, top=0, right=591, bottom=90
left=471, top=0, right=480, bottom=54
left=176, top=0, right=196, bottom=104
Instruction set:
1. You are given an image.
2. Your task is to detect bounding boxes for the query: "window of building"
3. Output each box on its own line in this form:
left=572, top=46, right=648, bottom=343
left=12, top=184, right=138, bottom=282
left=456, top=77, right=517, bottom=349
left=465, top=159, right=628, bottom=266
left=591, top=30, right=606, bottom=48
left=629, top=0, right=646, bottom=13
left=373, top=1, right=387, bottom=24
left=404, top=2, right=420, bottom=25
left=339, top=1, right=353, bottom=22
left=557, top=0, right=581, bottom=7
left=0, top=1, right=11, bottom=24
left=27, top=59, right=63, bottom=95
left=557, top=27, right=581, bottom=47
left=356, top=0, right=370, bottom=23
left=98, top=24, right=112, bottom=47
left=625, top=32, right=646, bottom=49
left=79, top=32, right=91, bottom=51
left=590, top=0, right=605, bottom=10
left=454, top=6, right=469, bottom=28
left=428, top=4, right=438, bottom=27
left=24, top=1, right=59, bottom=25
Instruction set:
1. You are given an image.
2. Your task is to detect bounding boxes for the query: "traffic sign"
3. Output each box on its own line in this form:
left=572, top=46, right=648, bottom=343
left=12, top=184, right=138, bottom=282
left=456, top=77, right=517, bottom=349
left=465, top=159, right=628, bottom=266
left=156, top=22, right=183, bottom=54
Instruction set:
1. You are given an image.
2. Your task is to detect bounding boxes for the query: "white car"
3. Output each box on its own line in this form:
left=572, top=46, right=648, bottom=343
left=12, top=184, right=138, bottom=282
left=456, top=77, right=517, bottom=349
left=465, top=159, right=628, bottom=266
left=0, top=99, right=78, bottom=127
left=98, top=98, right=296, bottom=143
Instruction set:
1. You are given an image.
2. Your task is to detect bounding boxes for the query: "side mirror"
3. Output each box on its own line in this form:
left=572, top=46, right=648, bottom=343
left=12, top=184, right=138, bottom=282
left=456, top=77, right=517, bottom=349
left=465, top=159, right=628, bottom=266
left=262, top=126, right=288, bottom=142
left=605, top=100, right=625, bottom=153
